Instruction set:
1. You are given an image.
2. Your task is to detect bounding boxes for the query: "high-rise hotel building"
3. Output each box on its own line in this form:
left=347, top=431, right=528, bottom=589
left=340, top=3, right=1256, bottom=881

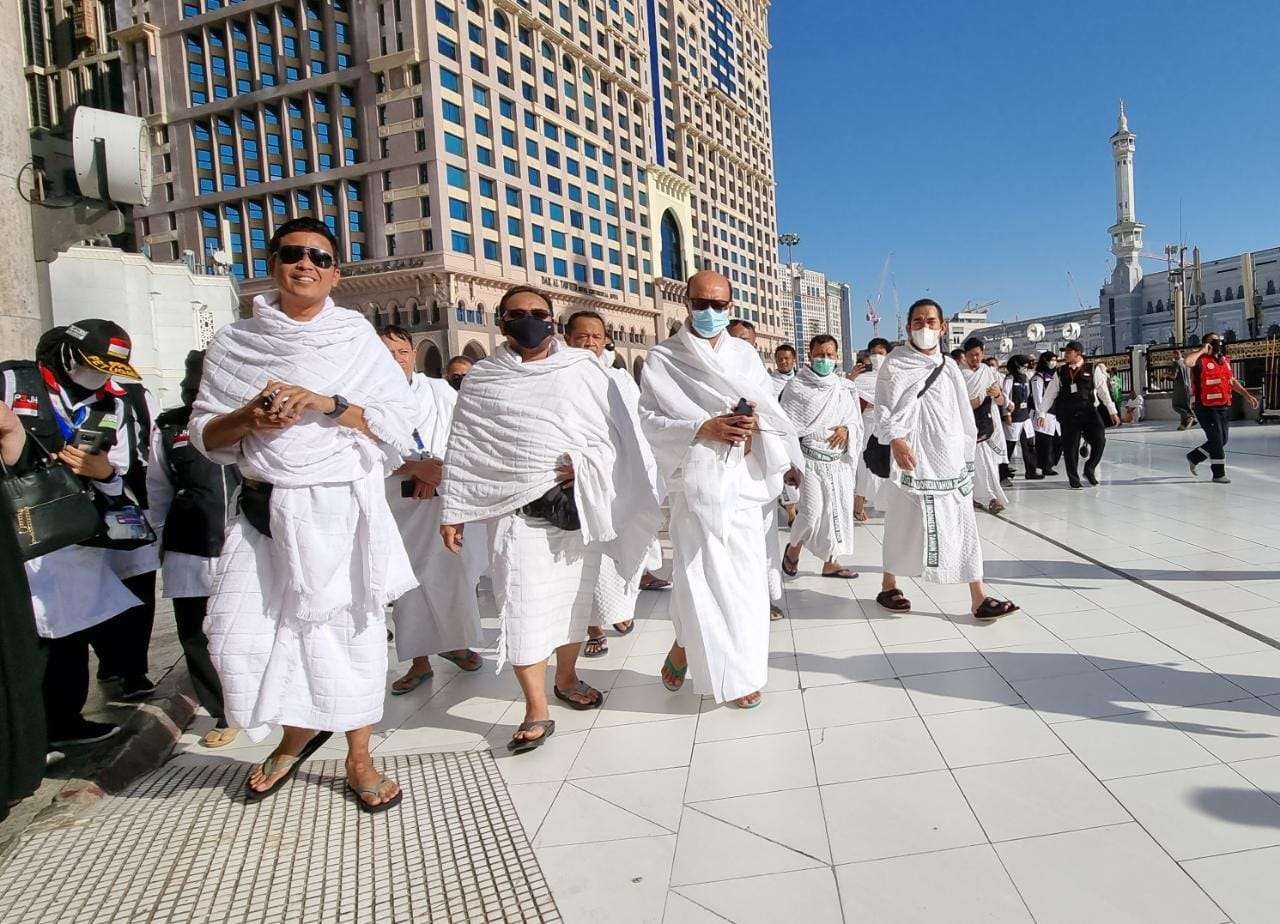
left=113, top=0, right=783, bottom=374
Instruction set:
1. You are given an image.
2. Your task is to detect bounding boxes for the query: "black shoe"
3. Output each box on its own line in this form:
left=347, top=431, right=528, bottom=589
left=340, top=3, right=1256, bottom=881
left=999, top=478, right=1014, bottom=489
left=49, top=719, right=121, bottom=748
left=118, top=676, right=156, bottom=701
left=1026, top=472, right=1044, bottom=480
left=1085, top=469, right=1099, bottom=486
left=96, top=672, right=122, bottom=685
left=1045, top=468, right=1058, bottom=477
left=1069, top=479, right=1083, bottom=489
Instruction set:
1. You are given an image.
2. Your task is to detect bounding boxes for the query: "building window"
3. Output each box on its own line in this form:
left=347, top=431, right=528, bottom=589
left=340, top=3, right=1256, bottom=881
left=660, top=210, right=684, bottom=281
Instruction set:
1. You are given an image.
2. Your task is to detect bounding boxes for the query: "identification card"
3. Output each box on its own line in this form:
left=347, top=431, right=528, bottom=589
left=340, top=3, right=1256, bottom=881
left=1069, top=384, right=1078, bottom=394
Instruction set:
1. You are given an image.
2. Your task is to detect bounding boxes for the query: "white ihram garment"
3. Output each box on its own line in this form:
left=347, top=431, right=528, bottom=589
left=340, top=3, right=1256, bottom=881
left=961, top=363, right=1009, bottom=508
left=387, top=373, right=486, bottom=661
left=440, top=340, right=659, bottom=669
left=640, top=326, right=802, bottom=703
left=191, top=295, right=419, bottom=739
left=850, top=372, right=889, bottom=510
left=590, top=361, right=662, bottom=627
left=781, top=366, right=862, bottom=562
left=874, top=345, right=983, bottom=584
left=771, top=371, right=801, bottom=507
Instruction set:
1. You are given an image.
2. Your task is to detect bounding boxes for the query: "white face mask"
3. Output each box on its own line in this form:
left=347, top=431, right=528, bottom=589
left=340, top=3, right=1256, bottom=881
left=68, top=365, right=110, bottom=392
left=868, top=353, right=886, bottom=370
left=601, top=348, right=616, bottom=368
left=909, top=327, right=942, bottom=351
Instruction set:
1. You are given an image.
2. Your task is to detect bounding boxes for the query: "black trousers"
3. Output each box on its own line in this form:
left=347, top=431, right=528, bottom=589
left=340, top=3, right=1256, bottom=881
left=172, top=597, right=226, bottom=722
left=1035, top=432, right=1062, bottom=474
left=91, top=571, right=156, bottom=680
left=1060, top=411, right=1106, bottom=484
left=41, top=629, right=93, bottom=740
left=1189, top=406, right=1231, bottom=478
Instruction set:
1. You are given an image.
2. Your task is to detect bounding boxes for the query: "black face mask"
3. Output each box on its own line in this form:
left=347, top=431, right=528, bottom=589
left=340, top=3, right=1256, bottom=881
left=446, top=374, right=465, bottom=391
left=503, top=315, right=555, bottom=350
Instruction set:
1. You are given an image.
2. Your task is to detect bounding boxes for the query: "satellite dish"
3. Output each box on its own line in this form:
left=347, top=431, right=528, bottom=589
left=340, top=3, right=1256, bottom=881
left=1026, top=323, right=1046, bottom=341
left=1061, top=321, right=1082, bottom=340
left=72, top=107, right=153, bottom=206
left=999, top=337, right=1014, bottom=355
left=211, top=249, right=232, bottom=267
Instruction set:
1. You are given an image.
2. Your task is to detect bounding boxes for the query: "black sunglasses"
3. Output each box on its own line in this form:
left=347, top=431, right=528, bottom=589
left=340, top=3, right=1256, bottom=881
left=503, top=308, right=553, bottom=320
left=690, top=298, right=731, bottom=312
left=275, top=244, right=335, bottom=269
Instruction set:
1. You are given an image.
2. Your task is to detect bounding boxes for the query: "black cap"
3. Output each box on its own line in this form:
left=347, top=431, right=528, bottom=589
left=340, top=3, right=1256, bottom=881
left=62, top=319, right=141, bottom=380
left=180, top=350, right=205, bottom=392
left=1064, top=339, right=1084, bottom=354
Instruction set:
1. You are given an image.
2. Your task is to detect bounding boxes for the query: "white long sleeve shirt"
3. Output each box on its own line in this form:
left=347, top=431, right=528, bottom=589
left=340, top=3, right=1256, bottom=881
left=1039, top=363, right=1118, bottom=420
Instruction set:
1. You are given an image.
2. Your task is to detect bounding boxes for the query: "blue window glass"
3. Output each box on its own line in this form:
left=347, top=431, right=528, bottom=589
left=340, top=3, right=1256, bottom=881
left=481, top=208, right=497, bottom=229
left=570, top=211, right=584, bottom=229
left=551, top=230, right=566, bottom=249
left=592, top=268, right=605, bottom=285
left=351, top=242, right=363, bottom=260
left=336, top=53, right=351, bottom=69
left=589, top=217, right=601, bottom=234
left=548, top=177, right=562, bottom=195
left=572, top=237, right=585, bottom=256
left=474, top=115, right=490, bottom=136
left=342, top=116, right=355, bottom=138
left=525, top=139, right=539, bottom=157
left=527, top=167, right=540, bottom=186
left=194, top=122, right=211, bottom=140
left=243, top=139, right=259, bottom=160
left=221, top=173, right=238, bottom=188
left=468, top=23, right=483, bottom=43
left=444, top=132, right=466, bottom=156
left=285, top=67, right=299, bottom=80
left=269, top=163, right=284, bottom=179
left=507, top=217, right=521, bottom=235
left=503, top=157, right=518, bottom=176
left=447, top=165, right=468, bottom=188
left=532, top=225, right=545, bottom=243
left=529, top=196, right=543, bottom=215
left=587, top=192, right=599, bottom=209
left=349, top=210, right=362, bottom=230
left=282, top=36, right=296, bottom=56
left=510, top=247, right=524, bottom=267
left=442, top=100, right=463, bottom=124
left=573, top=263, right=587, bottom=283
left=449, top=198, right=469, bottom=220
left=191, top=90, right=207, bottom=105
left=543, top=122, right=559, bottom=141
left=553, top=257, right=567, bottom=277
left=500, top=98, right=515, bottom=118
left=435, top=2, right=455, bottom=26
left=272, top=195, right=288, bottom=214
left=483, top=239, right=499, bottom=260
left=549, top=203, right=564, bottom=221
left=533, top=252, right=547, bottom=272
left=440, top=66, right=461, bottom=91
left=245, top=167, right=262, bottom=182
left=501, top=127, right=516, bottom=147
left=478, top=177, right=495, bottom=199
left=200, top=208, right=217, bottom=228
left=438, top=36, right=458, bottom=60
left=318, top=153, right=331, bottom=169
left=566, top=157, right=579, bottom=176
left=266, top=133, right=281, bottom=154
left=451, top=231, right=472, bottom=254
left=545, top=150, right=560, bottom=168
left=253, top=258, right=269, bottom=275
left=608, top=248, right=620, bottom=265
left=473, top=86, right=489, bottom=107
left=505, top=186, right=520, bottom=206
left=590, top=242, right=603, bottom=260
left=196, top=149, right=214, bottom=169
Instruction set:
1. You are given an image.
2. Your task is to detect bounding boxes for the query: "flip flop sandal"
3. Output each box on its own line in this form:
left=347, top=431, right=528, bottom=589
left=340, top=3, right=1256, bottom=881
left=734, top=693, right=763, bottom=709
left=201, top=726, right=240, bottom=748
left=770, top=604, right=786, bottom=621
left=853, top=509, right=869, bottom=522
left=347, top=775, right=403, bottom=814
left=583, top=635, right=609, bottom=658
left=661, top=655, right=688, bottom=692
left=639, top=577, right=671, bottom=592
left=243, top=731, right=332, bottom=802
left=822, top=568, right=860, bottom=579
left=440, top=650, right=483, bottom=672
left=612, top=620, right=636, bottom=634
left=876, top=588, right=911, bottom=612
left=781, top=550, right=800, bottom=577
left=554, top=680, right=605, bottom=710
left=390, top=671, right=433, bottom=695
left=974, top=598, right=1020, bottom=621
left=507, top=719, right=555, bottom=754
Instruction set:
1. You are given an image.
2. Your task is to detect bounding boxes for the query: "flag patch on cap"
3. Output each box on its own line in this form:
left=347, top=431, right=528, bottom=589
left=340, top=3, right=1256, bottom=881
left=173, top=431, right=190, bottom=447
left=107, top=336, right=131, bottom=359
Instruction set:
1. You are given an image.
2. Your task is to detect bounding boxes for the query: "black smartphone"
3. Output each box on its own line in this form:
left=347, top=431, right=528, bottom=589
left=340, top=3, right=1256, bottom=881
left=74, top=429, right=107, bottom=453
left=401, top=479, right=415, bottom=498
left=732, top=397, right=753, bottom=416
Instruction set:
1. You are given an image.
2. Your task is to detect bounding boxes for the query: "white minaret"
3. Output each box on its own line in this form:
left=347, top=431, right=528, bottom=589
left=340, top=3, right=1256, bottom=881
left=1108, top=100, right=1144, bottom=292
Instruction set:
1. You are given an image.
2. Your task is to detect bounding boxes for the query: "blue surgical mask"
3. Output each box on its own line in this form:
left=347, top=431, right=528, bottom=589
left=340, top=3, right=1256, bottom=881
left=690, top=308, right=729, bottom=338
left=811, top=358, right=837, bottom=377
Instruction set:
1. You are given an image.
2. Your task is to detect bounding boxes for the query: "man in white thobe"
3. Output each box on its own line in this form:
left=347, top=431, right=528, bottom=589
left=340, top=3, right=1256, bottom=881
left=959, top=337, right=1010, bottom=514
left=440, top=287, right=659, bottom=752
left=379, top=327, right=486, bottom=694
left=564, top=310, right=667, bottom=658
left=781, top=334, right=862, bottom=578
left=769, top=344, right=797, bottom=398
left=193, top=217, right=419, bottom=811
left=640, top=271, right=803, bottom=709
left=873, top=299, right=1018, bottom=622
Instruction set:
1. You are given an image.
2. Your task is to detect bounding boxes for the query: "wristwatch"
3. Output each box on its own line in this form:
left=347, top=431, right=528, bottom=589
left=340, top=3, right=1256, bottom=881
left=326, top=394, right=349, bottom=418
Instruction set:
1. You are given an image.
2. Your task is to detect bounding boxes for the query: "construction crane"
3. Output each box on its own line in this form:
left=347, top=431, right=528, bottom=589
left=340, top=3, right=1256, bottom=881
left=865, top=253, right=892, bottom=337
left=1065, top=271, right=1090, bottom=310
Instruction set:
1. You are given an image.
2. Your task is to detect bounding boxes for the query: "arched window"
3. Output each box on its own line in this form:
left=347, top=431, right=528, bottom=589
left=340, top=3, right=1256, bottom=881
left=660, top=210, right=684, bottom=281
left=1146, top=301, right=1154, bottom=314
left=541, top=41, right=554, bottom=60
left=1213, top=289, right=1222, bottom=303
left=1155, top=299, right=1164, bottom=313
left=368, top=302, right=382, bottom=329
left=493, top=9, right=508, bottom=30
left=388, top=301, right=401, bottom=327
left=418, top=342, right=443, bottom=377
left=408, top=298, right=421, bottom=326
left=462, top=340, right=488, bottom=361
left=466, top=0, right=482, bottom=13
left=562, top=53, right=574, bottom=74
left=1267, top=280, right=1276, bottom=296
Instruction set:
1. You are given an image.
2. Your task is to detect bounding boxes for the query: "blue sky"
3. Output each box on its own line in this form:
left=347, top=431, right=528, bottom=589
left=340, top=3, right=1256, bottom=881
left=769, top=0, right=1280, bottom=340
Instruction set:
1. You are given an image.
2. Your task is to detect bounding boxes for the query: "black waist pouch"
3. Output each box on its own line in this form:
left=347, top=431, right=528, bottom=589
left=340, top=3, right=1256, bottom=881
left=239, top=480, right=273, bottom=538
left=521, top=483, right=580, bottom=531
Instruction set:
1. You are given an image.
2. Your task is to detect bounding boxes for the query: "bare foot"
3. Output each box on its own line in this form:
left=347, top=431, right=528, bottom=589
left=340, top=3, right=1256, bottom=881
left=734, top=691, right=763, bottom=709
left=247, top=729, right=317, bottom=793
left=346, top=756, right=400, bottom=808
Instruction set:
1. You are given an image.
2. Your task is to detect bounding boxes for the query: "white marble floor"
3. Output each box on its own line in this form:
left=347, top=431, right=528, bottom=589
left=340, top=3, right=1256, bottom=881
left=172, top=421, right=1280, bottom=923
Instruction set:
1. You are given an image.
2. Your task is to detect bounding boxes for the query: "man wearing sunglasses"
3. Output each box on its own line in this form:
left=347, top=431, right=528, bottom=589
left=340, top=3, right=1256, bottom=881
left=191, top=217, right=421, bottom=813
left=439, top=288, right=659, bottom=754
left=640, top=271, right=803, bottom=710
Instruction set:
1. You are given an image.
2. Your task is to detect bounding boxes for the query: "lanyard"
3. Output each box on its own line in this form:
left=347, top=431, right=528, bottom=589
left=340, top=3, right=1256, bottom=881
left=38, top=366, right=91, bottom=440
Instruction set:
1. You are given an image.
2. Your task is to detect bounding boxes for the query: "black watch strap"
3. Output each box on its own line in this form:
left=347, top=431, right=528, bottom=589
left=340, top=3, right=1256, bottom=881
left=326, top=394, right=349, bottom=418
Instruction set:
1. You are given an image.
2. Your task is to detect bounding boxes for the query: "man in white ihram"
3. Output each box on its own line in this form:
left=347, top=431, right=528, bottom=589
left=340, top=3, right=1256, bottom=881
left=959, top=336, right=1010, bottom=514
left=641, top=271, right=803, bottom=710
left=193, top=217, right=419, bottom=813
left=873, top=299, right=1019, bottom=622
left=379, top=325, right=485, bottom=695
left=439, top=287, right=659, bottom=753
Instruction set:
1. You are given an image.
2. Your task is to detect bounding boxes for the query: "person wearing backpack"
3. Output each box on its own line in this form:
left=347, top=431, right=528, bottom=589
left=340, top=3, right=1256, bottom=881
left=0, top=321, right=143, bottom=749
left=1003, top=355, right=1040, bottom=479
left=1184, top=333, right=1259, bottom=483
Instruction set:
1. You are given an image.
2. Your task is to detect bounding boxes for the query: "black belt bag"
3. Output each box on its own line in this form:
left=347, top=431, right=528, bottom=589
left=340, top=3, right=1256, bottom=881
left=521, top=483, right=580, bottom=531
left=239, top=479, right=273, bottom=538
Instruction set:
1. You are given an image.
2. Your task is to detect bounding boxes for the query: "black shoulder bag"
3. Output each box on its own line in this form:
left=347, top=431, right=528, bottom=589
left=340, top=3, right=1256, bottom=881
left=0, top=433, right=101, bottom=561
left=521, top=483, right=581, bottom=531
left=862, top=359, right=946, bottom=479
